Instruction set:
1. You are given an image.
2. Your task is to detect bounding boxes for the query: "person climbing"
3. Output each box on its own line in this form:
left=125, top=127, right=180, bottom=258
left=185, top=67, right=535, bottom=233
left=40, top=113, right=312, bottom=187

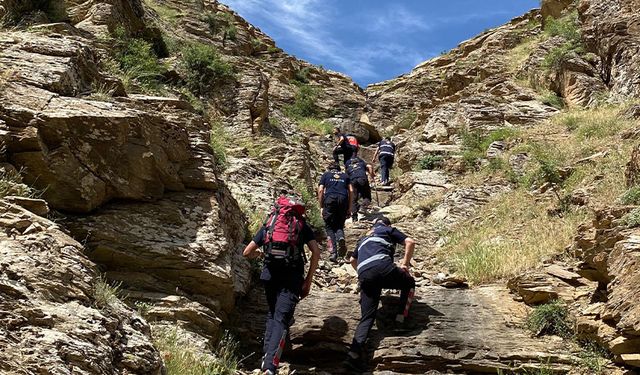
left=345, top=133, right=360, bottom=157
left=345, top=155, right=375, bottom=222
left=373, top=136, right=396, bottom=186
left=346, top=216, right=416, bottom=372
left=332, top=127, right=354, bottom=168
left=318, top=161, right=354, bottom=263
left=243, top=195, right=321, bottom=375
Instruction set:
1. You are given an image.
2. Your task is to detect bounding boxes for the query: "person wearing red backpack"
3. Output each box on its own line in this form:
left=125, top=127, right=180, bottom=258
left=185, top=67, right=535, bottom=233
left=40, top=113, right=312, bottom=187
left=318, top=161, right=354, bottom=263
left=243, top=195, right=321, bottom=375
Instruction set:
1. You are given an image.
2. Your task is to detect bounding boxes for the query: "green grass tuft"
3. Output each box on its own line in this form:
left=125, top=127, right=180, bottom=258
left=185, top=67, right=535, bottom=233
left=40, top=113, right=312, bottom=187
left=415, top=154, right=444, bottom=170
left=154, top=327, right=239, bottom=375
left=93, top=276, right=125, bottom=310
left=209, top=119, right=228, bottom=169
left=297, top=117, right=332, bottom=135
left=285, top=84, right=320, bottom=119
left=526, top=300, right=573, bottom=338
left=620, top=186, right=640, bottom=205
left=291, top=179, right=323, bottom=231
left=0, top=169, right=36, bottom=199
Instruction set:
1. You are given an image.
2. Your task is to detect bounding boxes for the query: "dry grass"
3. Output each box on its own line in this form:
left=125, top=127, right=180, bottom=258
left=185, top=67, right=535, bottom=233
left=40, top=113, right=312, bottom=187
left=442, top=103, right=639, bottom=283
left=440, top=189, right=586, bottom=284
left=504, top=36, right=541, bottom=73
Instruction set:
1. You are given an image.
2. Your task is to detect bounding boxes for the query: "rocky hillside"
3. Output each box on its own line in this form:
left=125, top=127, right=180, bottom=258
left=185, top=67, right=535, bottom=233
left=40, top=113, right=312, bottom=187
left=1, top=0, right=640, bottom=374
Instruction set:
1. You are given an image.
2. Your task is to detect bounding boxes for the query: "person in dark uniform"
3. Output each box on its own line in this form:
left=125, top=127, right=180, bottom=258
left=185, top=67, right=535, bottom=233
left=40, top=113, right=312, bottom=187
left=373, top=136, right=396, bottom=186
left=332, top=127, right=354, bottom=169
left=318, top=162, right=353, bottom=263
left=346, top=217, right=416, bottom=371
left=345, top=155, right=375, bottom=222
left=243, top=214, right=321, bottom=375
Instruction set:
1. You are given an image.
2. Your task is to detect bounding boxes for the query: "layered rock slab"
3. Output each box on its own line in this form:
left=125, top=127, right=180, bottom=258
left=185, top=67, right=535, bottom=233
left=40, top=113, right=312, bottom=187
left=66, top=189, right=250, bottom=338
left=0, top=200, right=162, bottom=374
left=239, top=286, right=576, bottom=374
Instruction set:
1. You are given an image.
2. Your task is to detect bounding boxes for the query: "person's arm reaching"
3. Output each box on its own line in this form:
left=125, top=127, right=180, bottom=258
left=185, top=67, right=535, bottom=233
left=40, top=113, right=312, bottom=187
left=243, top=241, right=263, bottom=259
left=301, top=240, right=321, bottom=299
left=399, top=237, right=416, bottom=271
left=367, top=164, right=375, bottom=180
left=349, top=256, right=358, bottom=271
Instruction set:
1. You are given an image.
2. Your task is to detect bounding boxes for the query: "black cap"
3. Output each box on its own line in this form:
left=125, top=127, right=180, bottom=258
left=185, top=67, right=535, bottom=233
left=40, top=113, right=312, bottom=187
left=373, top=216, right=391, bottom=226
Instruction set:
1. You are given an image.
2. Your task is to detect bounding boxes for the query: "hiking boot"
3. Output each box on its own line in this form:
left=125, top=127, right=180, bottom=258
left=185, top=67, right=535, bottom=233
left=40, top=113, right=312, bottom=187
left=344, top=352, right=366, bottom=373
left=337, top=237, right=347, bottom=257
left=329, top=251, right=339, bottom=263
left=352, top=212, right=358, bottom=222
left=263, top=370, right=275, bottom=375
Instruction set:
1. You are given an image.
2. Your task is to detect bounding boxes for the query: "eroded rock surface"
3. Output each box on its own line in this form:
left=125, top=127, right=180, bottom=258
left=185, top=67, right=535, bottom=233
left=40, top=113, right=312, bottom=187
left=0, top=200, right=163, bottom=374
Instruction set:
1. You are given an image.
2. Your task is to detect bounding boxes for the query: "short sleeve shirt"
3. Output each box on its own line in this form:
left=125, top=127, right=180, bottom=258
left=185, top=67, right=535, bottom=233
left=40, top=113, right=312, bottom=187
left=345, top=157, right=368, bottom=180
left=319, top=171, right=350, bottom=198
left=352, top=225, right=408, bottom=275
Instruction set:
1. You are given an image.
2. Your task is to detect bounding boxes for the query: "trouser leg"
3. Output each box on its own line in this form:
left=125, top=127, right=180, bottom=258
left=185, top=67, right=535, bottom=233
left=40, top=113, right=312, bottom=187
left=333, top=148, right=341, bottom=164
left=381, top=267, right=416, bottom=317
left=379, top=156, right=390, bottom=184
left=262, top=281, right=279, bottom=368
left=344, top=148, right=353, bottom=167
left=350, top=278, right=382, bottom=355
left=263, top=286, right=300, bottom=372
left=361, top=180, right=372, bottom=207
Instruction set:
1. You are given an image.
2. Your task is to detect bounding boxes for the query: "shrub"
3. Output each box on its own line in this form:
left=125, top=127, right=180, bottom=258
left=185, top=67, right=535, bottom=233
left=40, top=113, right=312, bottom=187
left=542, top=11, right=584, bottom=72
left=210, top=120, right=228, bottom=169
left=620, top=186, right=640, bottom=205
left=93, top=277, right=125, bottom=310
left=544, top=11, right=581, bottom=42
left=621, top=207, right=640, bottom=228
left=202, top=11, right=234, bottom=36
left=540, top=90, right=565, bottom=109
left=182, top=42, right=234, bottom=95
left=293, top=67, right=311, bottom=84
left=285, top=84, right=320, bottom=119
left=415, top=154, right=444, bottom=170
left=297, top=117, right=331, bottom=135
left=111, top=27, right=166, bottom=92
left=578, top=340, right=610, bottom=375
left=291, top=179, right=323, bottom=231
left=460, top=127, right=518, bottom=170
left=526, top=300, right=573, bottom=338
left=0, top=169, right=35, bottom=199
left=154, top=327, right=239, bottom=375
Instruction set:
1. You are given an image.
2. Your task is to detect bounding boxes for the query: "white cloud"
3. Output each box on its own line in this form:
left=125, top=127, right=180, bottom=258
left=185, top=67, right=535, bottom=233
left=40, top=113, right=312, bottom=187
left=221, top=0, right=380, bottom=81
left=366, top=5, right=431, bottom=33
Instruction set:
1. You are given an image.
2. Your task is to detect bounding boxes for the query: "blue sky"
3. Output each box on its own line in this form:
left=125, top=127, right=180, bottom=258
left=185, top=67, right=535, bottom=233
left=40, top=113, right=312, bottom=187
left=222, top=0, right=539, bottom=87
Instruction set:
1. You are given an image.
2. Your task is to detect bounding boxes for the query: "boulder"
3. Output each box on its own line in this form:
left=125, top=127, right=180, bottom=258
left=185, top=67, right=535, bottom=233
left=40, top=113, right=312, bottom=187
left=65, top=189, right=250, bottom=338
left=0, top=199, right=163, bottom=374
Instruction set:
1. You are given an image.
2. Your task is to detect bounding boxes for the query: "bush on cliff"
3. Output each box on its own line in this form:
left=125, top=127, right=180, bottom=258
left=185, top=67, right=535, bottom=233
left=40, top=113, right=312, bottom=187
left=182, top=42, right=234, bottom=96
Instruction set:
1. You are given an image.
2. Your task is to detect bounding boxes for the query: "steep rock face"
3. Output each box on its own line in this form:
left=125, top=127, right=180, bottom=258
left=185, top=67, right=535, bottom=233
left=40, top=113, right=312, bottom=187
left=579, top=0, right=640, bottom=99
left=0, top=200, right=163, bottom=374
left=0, top=32, right=218, bottom=213
left=365, top=11, right=559, bottom=172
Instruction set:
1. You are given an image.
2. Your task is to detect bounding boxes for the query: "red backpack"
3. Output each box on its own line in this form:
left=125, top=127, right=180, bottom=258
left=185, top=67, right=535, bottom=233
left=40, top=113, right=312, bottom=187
left=263, top=196, right=307, bottom=264
left=346, top=134, right=360, bottom=150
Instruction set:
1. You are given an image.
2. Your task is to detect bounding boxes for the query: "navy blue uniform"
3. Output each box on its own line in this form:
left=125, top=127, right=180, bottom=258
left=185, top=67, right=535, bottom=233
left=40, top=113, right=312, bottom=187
left=377, top=140, right=396, bottom=185
left=346, top=157, right=372, bottom=220
left=333, top=133, right=354, bottom=168
left=253, top=224, right=315, bottom=373
left=349, top=224, right=415, bottom=356
left=319, top=170, right=350, bottom=255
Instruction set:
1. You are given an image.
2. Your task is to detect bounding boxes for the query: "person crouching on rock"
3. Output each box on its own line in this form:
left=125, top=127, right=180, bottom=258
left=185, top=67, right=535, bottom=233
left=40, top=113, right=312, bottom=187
left=346, top=216, right=416, bottom=372
left=345, top=154, right=375, bottom=222
left=318, top=161, right=354, bottom=263
left=243, top=195, right=321, bottom=375
left=332, top=127, right=354, bottom=169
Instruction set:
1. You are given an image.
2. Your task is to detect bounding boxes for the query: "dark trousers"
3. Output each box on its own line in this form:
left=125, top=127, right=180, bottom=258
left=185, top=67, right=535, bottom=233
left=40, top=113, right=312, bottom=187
left=322, top=194, right=348, bottom=253
left=262, top=278, right=302, bottom=372
left=350, top=262, right=415, bottom=355
left=351, top=177, right=371, bottom=215
left=333, top=146, right=354, bottom=168
left=379, top=155, right=394, bottom=185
